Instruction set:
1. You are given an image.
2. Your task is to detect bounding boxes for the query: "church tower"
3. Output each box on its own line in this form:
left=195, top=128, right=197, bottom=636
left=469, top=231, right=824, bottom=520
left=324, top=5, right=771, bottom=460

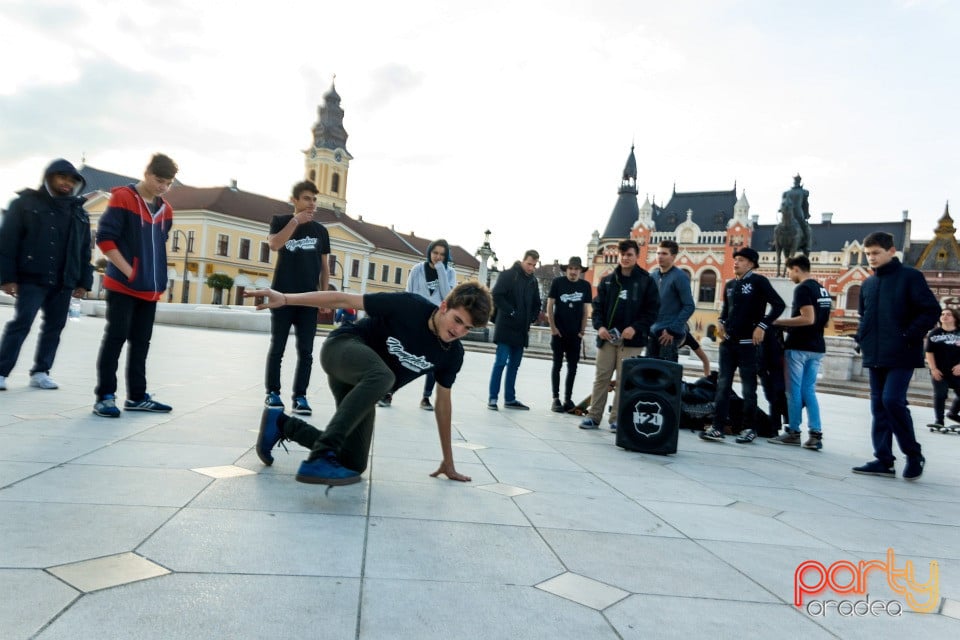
left=305, top=80, right=353, bottom=211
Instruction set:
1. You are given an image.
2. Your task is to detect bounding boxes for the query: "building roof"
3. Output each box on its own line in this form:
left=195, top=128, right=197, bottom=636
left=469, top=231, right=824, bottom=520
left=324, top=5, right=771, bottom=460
left=601, top=147, right=640, bottom=239
left=752, top=220, right=910, bottom=254
left=79, top=164, right=183, bottom=195
left=165, top=186, right=293, bottom=223
left=653, top=188, right=738, bottom=233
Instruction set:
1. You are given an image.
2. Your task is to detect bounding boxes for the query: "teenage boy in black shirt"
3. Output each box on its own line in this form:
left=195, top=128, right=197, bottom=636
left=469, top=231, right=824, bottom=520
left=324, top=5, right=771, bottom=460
left=263, top=181, right=330, bottom=415
left=700, top=246, right=785, bottom=443
left=769, top=255, right=833, bottom=449
left=546, top=256, right=592, bottom=412
left=247, top=282, right=492, bottom=486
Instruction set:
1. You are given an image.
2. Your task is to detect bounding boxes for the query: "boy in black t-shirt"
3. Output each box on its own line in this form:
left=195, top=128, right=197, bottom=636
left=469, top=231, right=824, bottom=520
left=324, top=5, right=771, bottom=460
left=263, top=181, right=330, bottom=416
left=246, top=282, right=492, bottom=487
left=770, top=255, right=832, bottom=449
left=546, top=257, right=592, bottom=412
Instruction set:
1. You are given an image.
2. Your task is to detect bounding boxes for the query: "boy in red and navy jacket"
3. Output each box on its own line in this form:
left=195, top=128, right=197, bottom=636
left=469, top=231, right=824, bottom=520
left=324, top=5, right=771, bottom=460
left=93, top=153, right=178, bottom=418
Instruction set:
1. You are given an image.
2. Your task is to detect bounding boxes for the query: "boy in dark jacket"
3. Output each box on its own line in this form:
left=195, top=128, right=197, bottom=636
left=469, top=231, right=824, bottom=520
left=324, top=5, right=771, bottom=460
left=487, top=249, right=541, bottom=410
left=0, top=159, right=93, bottom=391
left=580, top=239, right=659, bottom=430
left=92, top=153, right=178, bottom=418
left=852, top=232, right=940, bottom=480
left=700, top=246, right=785, bottom=443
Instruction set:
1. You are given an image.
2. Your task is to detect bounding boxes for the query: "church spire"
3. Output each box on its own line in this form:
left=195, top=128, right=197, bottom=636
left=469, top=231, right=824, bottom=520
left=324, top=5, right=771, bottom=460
left=312, top=79, right=350, bottom=153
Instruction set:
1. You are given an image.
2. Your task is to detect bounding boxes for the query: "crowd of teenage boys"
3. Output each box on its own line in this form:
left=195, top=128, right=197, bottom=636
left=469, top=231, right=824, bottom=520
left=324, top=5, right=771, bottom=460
left=0, top=158, right=943, bottom=486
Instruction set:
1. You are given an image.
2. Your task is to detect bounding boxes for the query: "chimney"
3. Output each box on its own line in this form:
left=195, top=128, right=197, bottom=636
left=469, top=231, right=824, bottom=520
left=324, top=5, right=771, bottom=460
left=902, top=209, right=909, bottom=221
left=821, top=212, right=833, bottom=224
left=230, top=179, right=237, bottom=190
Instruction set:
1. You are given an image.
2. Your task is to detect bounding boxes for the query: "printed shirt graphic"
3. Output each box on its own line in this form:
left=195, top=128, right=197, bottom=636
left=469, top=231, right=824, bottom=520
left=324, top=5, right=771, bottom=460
left=269, top=214, right=330, bottom=293
left=330, top=292, right=464, bottom=390
left=423, top=263, right=440, bottom=296
left=548, top=277, right=593, bottom=336
left=784, top=279, right=833, bottom=352
left=926, top=327, right=960, bottom=371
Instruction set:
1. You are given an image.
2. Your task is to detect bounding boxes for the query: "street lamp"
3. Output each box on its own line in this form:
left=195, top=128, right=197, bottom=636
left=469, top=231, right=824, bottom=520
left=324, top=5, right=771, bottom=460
left=172, top=229, right=191, bottom=304
left=475, top=229, right=498, bottom=287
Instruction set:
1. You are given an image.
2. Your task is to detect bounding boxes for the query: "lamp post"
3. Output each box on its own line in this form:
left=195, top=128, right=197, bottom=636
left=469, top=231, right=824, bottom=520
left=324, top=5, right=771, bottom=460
left=475, top=229, right=498, bottom=287
left=172, top=229, right=190, bottom=304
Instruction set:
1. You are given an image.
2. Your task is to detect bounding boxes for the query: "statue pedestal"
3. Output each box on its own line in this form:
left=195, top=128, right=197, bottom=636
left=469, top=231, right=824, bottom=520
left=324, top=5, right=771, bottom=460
left=768, top=277, right=795, bottom=305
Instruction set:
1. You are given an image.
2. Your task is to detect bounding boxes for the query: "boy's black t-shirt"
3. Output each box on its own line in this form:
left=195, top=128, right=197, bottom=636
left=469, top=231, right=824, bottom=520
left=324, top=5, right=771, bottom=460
left=269, top=214, right=331, bottom=293
left=423, top=262, right=440, bottom=296
left=926, top=327, right=960, bottom=371
left=330, top=292, right=464, bottom=391
left=548, top=277, right=593, bottom=336
left=784, top=278, right=832, bottom=352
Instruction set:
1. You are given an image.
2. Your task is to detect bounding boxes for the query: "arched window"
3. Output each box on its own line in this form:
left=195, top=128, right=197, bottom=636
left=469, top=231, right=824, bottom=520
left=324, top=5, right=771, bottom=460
left=698, top=271, right=717, bottom=303
left=309, top=170, right=316, bottom=183
left=331, top=173, right=340, bottom=194
left=845, top=285, right=860, bottom=311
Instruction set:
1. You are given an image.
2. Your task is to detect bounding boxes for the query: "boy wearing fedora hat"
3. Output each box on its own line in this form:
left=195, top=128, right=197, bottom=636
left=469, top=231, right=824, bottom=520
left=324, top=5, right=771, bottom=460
left=547, top=256, right=593, bottom=412
left=700, top=246, right=785, bottom=443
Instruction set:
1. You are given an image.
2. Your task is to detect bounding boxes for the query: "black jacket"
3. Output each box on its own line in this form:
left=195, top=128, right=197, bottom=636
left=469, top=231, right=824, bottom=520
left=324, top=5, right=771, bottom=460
left=0, top=160, right=93, bottom=290
left=718, top=271, right=785, bottom=344
left=491, top=261, right=541, bottom=348
left=592, top=266, right=659, bottom=348
left=856, top=258, right=940, bottom=368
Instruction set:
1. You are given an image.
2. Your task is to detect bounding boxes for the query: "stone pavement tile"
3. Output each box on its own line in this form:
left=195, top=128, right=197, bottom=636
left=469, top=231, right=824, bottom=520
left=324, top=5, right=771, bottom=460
left=562, top=449, right=674, bottom=476
left=484, top=465, right=627, bottom=498
left=359, top=579, right=619, bottom=639
left=599, top=469, right=733, bottom=506
left=364, top=517, right=564, bottom=583
left=0, top=461, right=52, bottom=487
left=0, top=569, right=78, bottom=640
left=474, top=447, right=587, bottom=473
left=810, top=610, right=960, bottom=638
left=0, top=502, right=176, bottom=567
left=191, top=464, right=257, bottom=479
left=514, top=420, right=606, bottom=444
left=138, top=508, right=366, bottom=575
left=812, top=492, right=960, bottom=526
left=48, top=551, right=170, bottom=592
left=0, top=432, right=114, bottom=464
left=128, top=416, right=261, bottom=448
left=35, top=573, right=361, bottom=640
left=539, top=529, right=780, bottom=602
left=774, top=511, right=960, bottom=559
left=369, top=455, right=496, bottom=485
left=70, top=440, right=249, bottom=470
left=514, top=492, right=683, bottom=537
left=0, top=464, right=210, bottom=507
left=370, top=433, right=480, bottom=463
left=477, top=482, right=532, bottom=496
left=664, top=459, right=783, bottom=488
left=453, top=427, right=565, bottom=453
left=638, top=501, right=835, bottom=548
left=369, top=479, right=530, bottom=526
left=605, top=594, right=836, bottom=639
left=0, top=415, right=149, bottom=440
left=189, top=472, right=370, bottom=516
left=707, top=484, right=863, bottom=517
left=536, top=572, right=630, bottom=609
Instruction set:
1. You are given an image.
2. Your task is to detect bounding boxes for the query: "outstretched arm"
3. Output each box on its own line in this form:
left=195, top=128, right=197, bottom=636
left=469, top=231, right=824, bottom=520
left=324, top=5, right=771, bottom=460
left=429, top=384, right=471, bottom=482
left=245, top=287, right=364, bottom=311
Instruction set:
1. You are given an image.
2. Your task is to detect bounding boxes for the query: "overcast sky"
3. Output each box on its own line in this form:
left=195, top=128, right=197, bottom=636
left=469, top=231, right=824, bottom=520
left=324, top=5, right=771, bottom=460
left=1, top=0, right=957, bottom=268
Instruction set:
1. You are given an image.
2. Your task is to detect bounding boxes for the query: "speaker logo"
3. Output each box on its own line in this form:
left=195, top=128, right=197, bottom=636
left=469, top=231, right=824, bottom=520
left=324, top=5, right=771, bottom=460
left=632, top=400, right=664, bottom=437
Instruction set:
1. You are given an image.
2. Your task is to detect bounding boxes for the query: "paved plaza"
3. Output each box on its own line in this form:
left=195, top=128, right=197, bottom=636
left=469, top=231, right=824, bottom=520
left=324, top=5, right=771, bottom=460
left=1, top=304, right=959, bottom=639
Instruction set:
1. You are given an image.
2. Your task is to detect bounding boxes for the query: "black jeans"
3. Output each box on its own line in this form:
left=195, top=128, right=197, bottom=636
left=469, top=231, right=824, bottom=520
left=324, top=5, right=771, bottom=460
left=646, top=332, right=679, bottom=363
left=281, top=334, right=394, bottom=472
left=265, top=305, right=318, bottom=397
left=95, top=291, right=156, bottom=401
left=550, top=334, right=581, bottom=401
left=932, top=373, right=960, bottom=423
left=0, top=283, right=73, bottom=376
left=713, top=341, right=759, bottom=430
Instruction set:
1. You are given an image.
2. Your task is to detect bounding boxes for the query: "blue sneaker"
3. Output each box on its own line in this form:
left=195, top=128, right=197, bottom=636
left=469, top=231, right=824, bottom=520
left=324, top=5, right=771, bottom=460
left=265, top=391, right=284, bottom=408
left=579, top=418, right=600, bottom=430
left=256, top=407, right=286, bottom=466
left=93, top=394, right=121, bottom=418
left=295, top=451, right=361, bottom=486
left=124, top=393, right=172, bottom=412
left=609, top=423, right=617, bottom=431
left=292, top=396, right=311, bottom=416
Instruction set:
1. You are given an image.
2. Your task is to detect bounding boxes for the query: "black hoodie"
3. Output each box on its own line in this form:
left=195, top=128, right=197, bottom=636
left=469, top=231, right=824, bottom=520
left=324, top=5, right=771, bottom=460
left=0, top=159, right=93, bottom=289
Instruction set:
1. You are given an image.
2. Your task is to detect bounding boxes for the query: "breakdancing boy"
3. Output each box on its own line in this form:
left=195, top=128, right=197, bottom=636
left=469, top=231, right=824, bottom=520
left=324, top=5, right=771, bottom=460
left=246, top=281, right=492, bottom=486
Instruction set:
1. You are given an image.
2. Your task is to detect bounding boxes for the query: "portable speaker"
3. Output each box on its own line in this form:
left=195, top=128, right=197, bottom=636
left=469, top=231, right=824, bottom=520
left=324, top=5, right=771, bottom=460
left=615, top=357, right=682, bottom=455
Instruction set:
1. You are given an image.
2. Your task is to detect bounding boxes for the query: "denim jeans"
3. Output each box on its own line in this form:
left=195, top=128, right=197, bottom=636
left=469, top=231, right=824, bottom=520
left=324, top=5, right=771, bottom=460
left=266, top=305, right=318, bottom=397
left=785, top=349, right=824, bottom=432
left=713, top=341, right=759, bottom=430
left=488, top=343, right=524, bottom=403
left=868, top=367, right=921, bottom=465
left=0, top=283, right=73, bottom=376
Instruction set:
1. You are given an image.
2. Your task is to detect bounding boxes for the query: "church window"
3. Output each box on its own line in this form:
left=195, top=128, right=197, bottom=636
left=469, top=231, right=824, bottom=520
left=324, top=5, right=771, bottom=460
left=846, top=285, right=860, bottom=311
left=331, top=173, right=340, bottom=194
left=309, top=170, right=316, bottom=183
left=698, top=272, right=716, bottom=303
